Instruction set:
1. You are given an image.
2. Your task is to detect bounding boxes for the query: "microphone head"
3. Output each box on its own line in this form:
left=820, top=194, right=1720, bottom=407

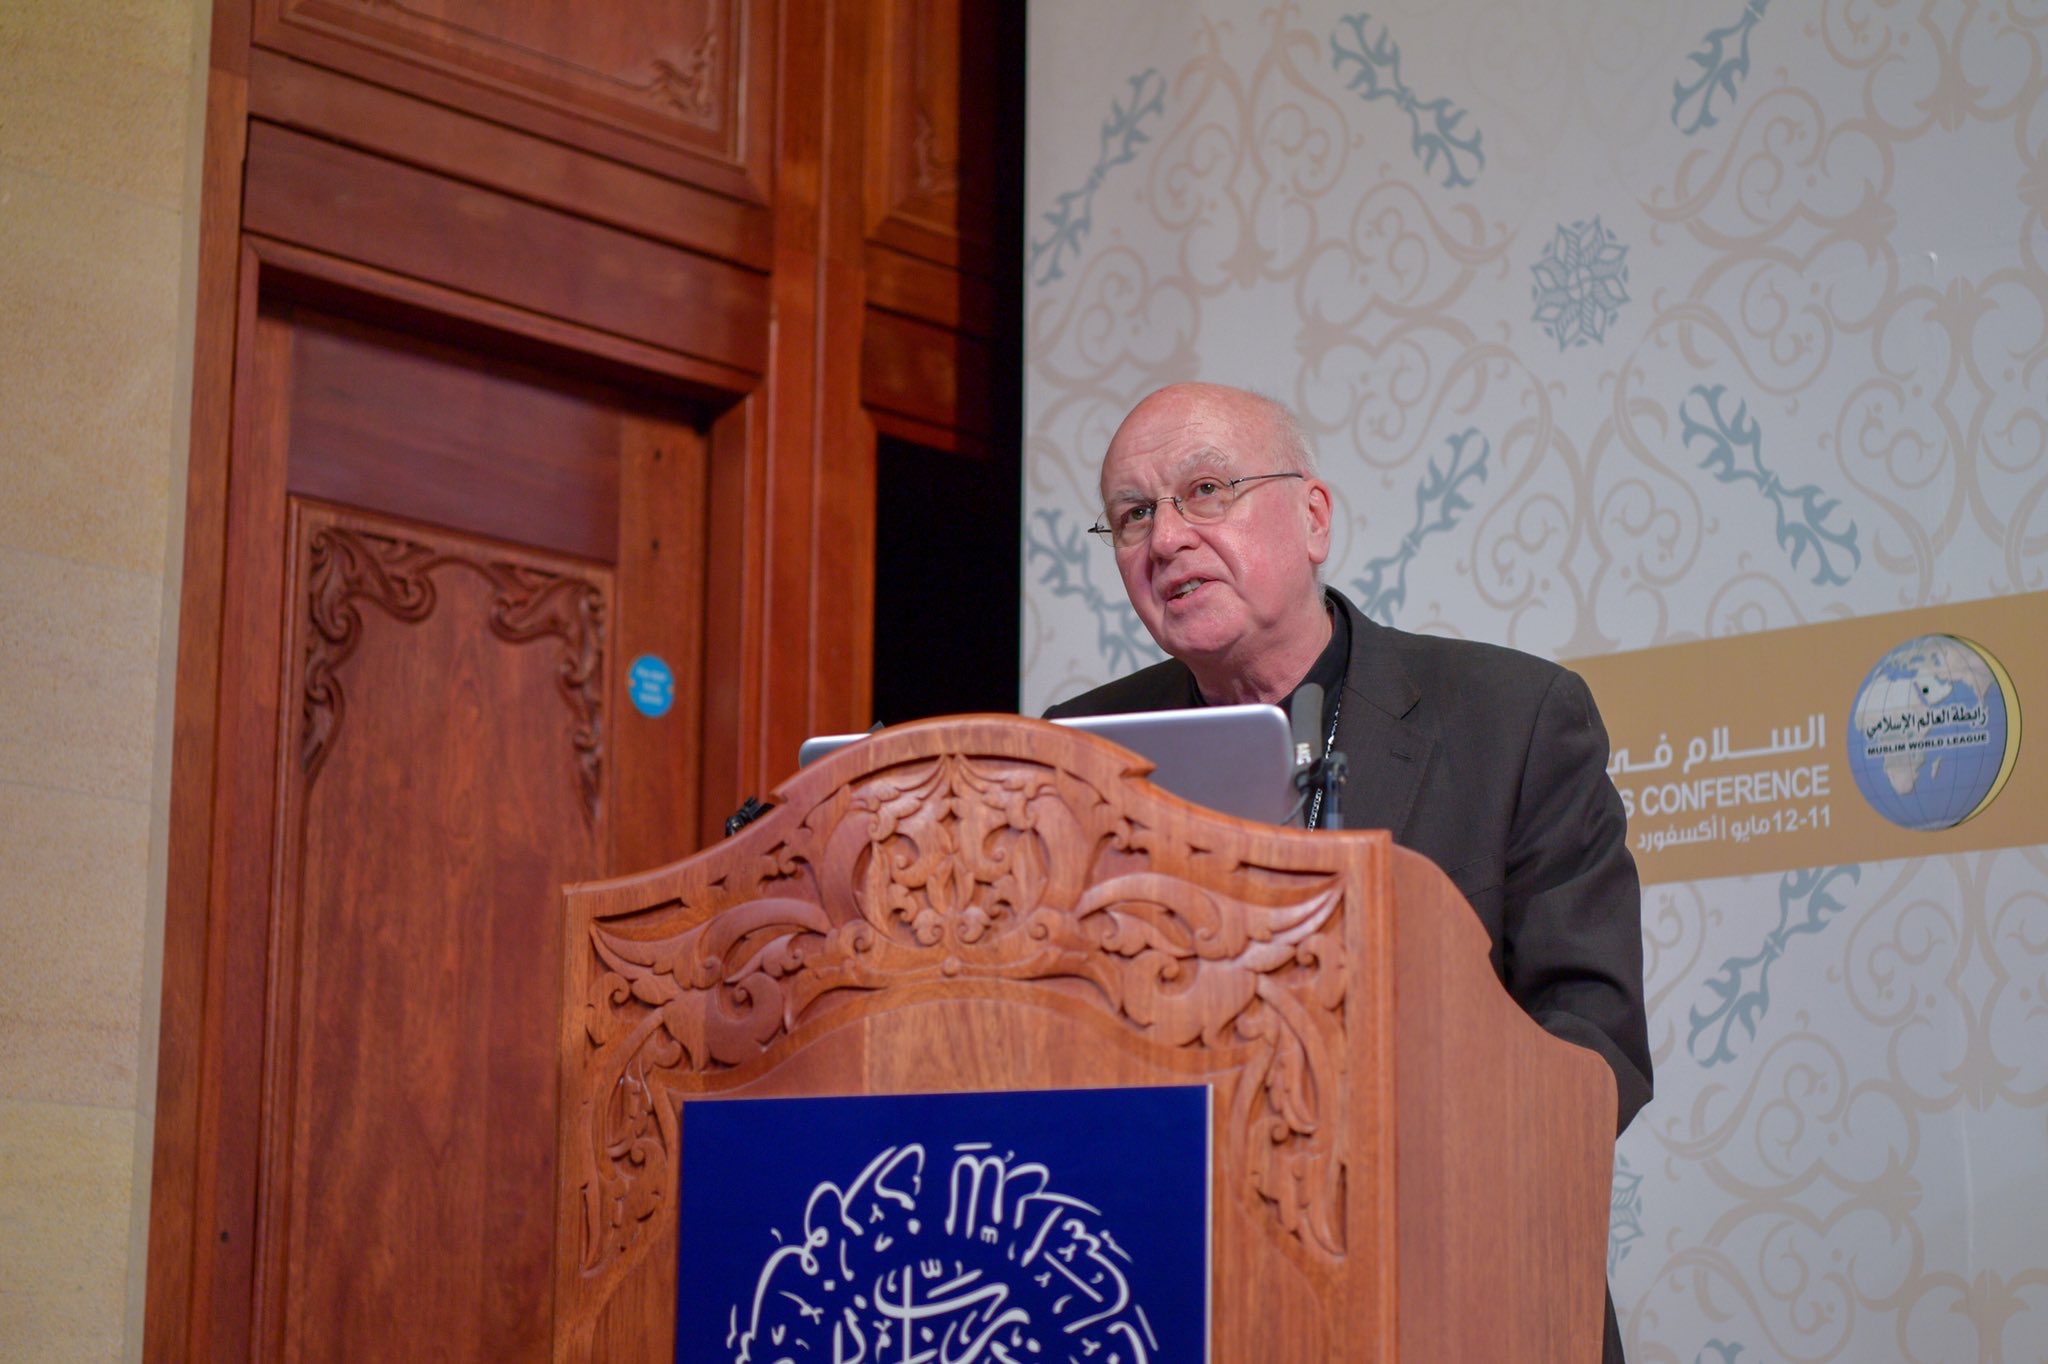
left=1290, top=682, right=1324, bottom=774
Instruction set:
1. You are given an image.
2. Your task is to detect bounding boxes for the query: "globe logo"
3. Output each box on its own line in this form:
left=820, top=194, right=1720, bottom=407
left=1848, top=634, right=2021, bottom=831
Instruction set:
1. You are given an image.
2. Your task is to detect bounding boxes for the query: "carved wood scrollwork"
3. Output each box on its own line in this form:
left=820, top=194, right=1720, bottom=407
left=271, top=0, right=739, bottom=156
left=910, top=107, right=960, bottom=198
left=631, top=27, right=720, bottom=124
left=574, top=750, right=1349, bottom=1277
left=300, top=523, right=607, bottom=823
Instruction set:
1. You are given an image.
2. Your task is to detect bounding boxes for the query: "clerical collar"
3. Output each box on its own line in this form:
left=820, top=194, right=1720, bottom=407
left=1290, top=595, right=1350, bottom=738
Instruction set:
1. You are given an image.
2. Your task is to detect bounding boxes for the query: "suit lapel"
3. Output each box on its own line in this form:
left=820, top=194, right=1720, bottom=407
left=1330, top=596, right=1434, bottom=838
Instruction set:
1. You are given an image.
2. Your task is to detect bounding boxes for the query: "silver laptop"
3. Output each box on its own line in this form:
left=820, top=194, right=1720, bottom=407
left=797, top=704, right=1301, bottom=826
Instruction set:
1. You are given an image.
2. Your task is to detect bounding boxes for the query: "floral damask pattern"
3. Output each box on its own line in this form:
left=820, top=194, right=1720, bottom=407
left=1025, top=0, right=2048, bottom=1357
left=1028, top=69, right=1168, bottom=286
left=1610, top=1153, right=1645, bottom=1274
left=1347, top=427, right=1490, bottom=624
left=1027, top=0, right=2048, bottom=677
left=1685, top=863, right=1860, bottom=1068
left=1672, top=0, right=1772, bottom=136
left=1619, top=846, right=2048, bottom=1362
left=1531, top=217, right=1632, bottom=349
left=1678, top=384, right=1862, bottom=587
left=1329, top=13, right=1485, bottom=189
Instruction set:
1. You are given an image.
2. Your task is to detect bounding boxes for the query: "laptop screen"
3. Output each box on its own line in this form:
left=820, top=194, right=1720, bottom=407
left=797, top=705, right=1301, bottom=827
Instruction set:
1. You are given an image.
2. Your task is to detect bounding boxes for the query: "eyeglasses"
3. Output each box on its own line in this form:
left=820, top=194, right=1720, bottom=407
left=1089, top=472, right=1305, bottom=548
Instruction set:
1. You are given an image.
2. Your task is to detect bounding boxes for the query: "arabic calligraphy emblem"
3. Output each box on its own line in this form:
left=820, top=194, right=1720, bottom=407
left=681, top=1089, right=1208, bottom=1364
left=1848, top=635, right=2021, bottom=831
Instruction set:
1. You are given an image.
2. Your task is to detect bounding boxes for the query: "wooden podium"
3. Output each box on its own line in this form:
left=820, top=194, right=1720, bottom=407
left=550, top=716, right=1615, bottom=1362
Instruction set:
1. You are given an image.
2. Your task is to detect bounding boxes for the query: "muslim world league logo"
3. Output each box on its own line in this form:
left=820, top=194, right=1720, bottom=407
left=1849, top=634, right=2022, bottom=831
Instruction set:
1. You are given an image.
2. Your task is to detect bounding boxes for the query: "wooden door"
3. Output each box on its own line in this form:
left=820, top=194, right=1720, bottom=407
left=150, top=0, right=1019, bottom=1357
left=217, top=300, right=710, bottom=1363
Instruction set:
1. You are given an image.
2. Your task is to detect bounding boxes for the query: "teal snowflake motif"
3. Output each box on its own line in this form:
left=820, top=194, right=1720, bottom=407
left=1609, top=1154, right=1644, bottom=1274
left=1531, top=217, right=1630, bottom=349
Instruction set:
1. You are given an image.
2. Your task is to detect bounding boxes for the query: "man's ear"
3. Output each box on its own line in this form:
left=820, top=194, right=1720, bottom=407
left=1304, top=477, right=1334, bottom=565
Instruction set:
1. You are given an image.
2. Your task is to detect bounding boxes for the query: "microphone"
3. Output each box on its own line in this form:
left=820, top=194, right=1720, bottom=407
left=1290, top=682, right=1347, bottom=830
left=1291, top=682, right=1324, bottom=783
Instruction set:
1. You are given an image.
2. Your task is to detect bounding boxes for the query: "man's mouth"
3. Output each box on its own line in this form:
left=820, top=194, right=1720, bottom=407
left=1166, top=578, right=1206, bottom=602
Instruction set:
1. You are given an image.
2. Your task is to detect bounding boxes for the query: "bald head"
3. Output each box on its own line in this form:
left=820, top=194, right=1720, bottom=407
left=1105, top=384, right=1316, bottom=485
left=1097, top=383, right=1334, bottom=704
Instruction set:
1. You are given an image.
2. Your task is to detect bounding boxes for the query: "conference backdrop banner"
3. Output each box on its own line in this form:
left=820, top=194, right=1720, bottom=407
left=1579, top=591, right=2040, bottom=884
left=1022, top=2, right=2048, bottom=1359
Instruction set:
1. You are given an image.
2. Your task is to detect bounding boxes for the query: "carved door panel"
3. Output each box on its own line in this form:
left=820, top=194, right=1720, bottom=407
left=865, top=0, right=996, bottom=269
left=233, top=305, right=710, bottom=1363
left=254, top=0, right=775, bottom=199
left=858, top=0, right=1019, bottom=451
left=272, top=504, right=607, bottom=1362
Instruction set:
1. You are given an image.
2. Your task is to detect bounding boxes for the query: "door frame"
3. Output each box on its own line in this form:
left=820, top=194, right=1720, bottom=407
left=144, top=1, right=878, bottom=1351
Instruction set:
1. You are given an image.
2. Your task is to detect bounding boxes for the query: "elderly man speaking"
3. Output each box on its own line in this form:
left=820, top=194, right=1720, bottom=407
left=1046, top=382, right=1651, bottom=1364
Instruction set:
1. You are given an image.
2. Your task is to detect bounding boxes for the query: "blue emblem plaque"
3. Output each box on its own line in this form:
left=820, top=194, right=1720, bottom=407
left=677, top=1086, right=1211, bottom=1364
left=628, top=654, right=675, bottom=718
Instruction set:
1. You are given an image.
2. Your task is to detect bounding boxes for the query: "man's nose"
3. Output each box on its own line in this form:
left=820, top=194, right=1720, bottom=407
left=1147, top=498, right=1201, bottom=555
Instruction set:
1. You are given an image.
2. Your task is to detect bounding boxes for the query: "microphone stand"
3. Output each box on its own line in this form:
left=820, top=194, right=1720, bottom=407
left=1309, top=750, right=1347, bottom=830
left=1290, top=682, right=1349, bottom=830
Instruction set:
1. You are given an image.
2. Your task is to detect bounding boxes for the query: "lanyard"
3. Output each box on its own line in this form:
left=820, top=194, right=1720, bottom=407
left=1305, top=695, right=1343, bottom=831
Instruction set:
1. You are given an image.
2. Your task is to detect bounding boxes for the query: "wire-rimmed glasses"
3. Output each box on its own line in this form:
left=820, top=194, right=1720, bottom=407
left=1088, top=471, right=1305, bottom=549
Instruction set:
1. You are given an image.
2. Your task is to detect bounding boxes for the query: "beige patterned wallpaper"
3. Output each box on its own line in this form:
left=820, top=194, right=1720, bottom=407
left=1025, top=2, right=2048, bottom=1358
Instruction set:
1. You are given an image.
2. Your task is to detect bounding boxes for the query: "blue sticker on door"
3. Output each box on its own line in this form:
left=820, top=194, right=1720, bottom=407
left=628, top=654, right=674, bottom=718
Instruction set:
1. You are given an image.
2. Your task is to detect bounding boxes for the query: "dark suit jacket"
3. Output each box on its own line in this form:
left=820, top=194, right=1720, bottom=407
left=1046, top=589, right=1653, bottom=1131
left=1048, top=592, right=1650, bottom=1362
